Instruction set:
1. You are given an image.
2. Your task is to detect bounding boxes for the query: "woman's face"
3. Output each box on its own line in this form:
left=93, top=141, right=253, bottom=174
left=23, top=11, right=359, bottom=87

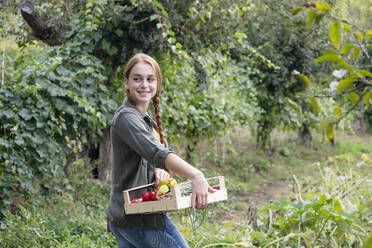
left=125, top=62, right=157, bottom=111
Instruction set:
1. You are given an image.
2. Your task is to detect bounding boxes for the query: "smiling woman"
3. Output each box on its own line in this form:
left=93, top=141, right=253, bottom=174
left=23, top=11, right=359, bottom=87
left=125, top=62, right=157, bottom=113
left=106, top=53, right=215, bottom=248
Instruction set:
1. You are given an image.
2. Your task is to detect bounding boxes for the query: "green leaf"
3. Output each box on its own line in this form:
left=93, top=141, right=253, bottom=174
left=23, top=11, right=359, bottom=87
left=337, top=78, right=354, bottom=94
left=343, top=23, right=351, bottom=32
left=314, top=13, right=325, bottom=25
left=326, top=123, right=334, bottom=143
left=354, top=32, right=363, bottom=40
left=353, top=47, right=360, bottom=60
left=295, top=73, right=311, bottom=87
left=319, top=194, right=327, bottom=204
left=152, top=1, right=168, bottom=17
left=329, top=22, right=342, bottom=49
left=285, top=98, right=301, bottom=113
left=315, top=2, right=331, bottom=13
left=306, top=9, right=316, bottom=29
left=0, top=138, right=10, bottom=148
left=334, top=107, right=342, bottom=120
left=319, top=117, right=334, bottom=132
left=335, top=62, right=353, bottom=71
left=332, top=199, right=342, bottom=213
left=315, top=53, right=344, bottom=64
left=366, top=30, right=372, bottom=40
left=348, top=92, right=359, bottom=104
left=175, top=43, right=183, bottom=50
left=291, top=7, right=302, bottom=15
left=309, top=97, right=320, bottom=115
left=107, top=46, right=118, bottom=56
left=114, top=29, right=124, bottom=37
left=356, top=69, right=372, bottom=78
left=150, top=14, right=159, bottom=21
left=362, top=91, right=372, bottom=106
left=340, top=44, right=354, bottom=55
left=234, top=32, right=247, bottom=39
left=101, top=39, right=110, bottom=51
left=300, top=230, right=316, bottom=248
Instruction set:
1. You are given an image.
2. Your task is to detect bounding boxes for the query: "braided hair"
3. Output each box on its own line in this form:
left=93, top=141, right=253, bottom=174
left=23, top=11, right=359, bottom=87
left=152, top=94, right=165, bottom=145
left=123, top=53, right=165, bottom=145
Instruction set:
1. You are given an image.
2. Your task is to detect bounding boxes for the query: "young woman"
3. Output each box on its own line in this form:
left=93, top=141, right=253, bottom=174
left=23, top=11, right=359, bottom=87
left=106, top=53, right=214, bottom=248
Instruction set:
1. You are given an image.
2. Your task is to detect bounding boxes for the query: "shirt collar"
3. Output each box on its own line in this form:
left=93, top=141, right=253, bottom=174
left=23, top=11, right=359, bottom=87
left=123, top=97, right=147, bottom=118
left=122, top=97, right=156, bottom=128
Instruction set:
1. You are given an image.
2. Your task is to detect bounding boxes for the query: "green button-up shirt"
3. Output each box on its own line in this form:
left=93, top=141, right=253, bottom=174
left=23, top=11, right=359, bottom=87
left=106, top=97, right=173, bottom=229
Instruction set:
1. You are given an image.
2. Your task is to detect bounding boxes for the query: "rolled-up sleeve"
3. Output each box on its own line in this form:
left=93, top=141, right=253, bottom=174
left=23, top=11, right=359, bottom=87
left=112, top=109, right=172, bottom=169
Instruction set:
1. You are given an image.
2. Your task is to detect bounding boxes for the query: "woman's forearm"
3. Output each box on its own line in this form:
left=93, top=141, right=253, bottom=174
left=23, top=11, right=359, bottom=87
left=164, top=153, right=202, bottom=179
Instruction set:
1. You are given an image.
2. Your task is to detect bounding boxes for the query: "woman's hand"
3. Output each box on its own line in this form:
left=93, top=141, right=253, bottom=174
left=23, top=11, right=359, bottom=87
left=154, top=168, right=169, bottom=185
left=191, top=172, right=216, bottom=209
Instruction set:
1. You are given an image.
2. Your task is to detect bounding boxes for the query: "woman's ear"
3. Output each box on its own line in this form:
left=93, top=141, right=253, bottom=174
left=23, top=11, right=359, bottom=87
left=124, top=78, right=129, bottom=90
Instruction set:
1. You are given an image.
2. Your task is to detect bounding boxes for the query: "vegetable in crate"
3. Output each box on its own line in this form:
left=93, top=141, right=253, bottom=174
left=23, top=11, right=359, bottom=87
left=158, top=185, right=169, bottom=195
left=212, top=185, right=220, bottom=190
left=157, top=178, right=177, bottom=195
left=142, top=190, right=157, bottom=202
left=131, top=198, right=141, bottom=203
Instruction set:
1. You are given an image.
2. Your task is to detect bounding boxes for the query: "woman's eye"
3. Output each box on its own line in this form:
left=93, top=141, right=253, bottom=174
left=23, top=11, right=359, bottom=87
left=147, top=77, right=155, bottom=82
left=133, top=77, right=140, bottom=81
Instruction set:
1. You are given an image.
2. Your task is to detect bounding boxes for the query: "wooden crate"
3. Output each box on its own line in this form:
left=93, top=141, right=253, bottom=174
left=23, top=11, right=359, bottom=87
left=123, top=176, right=228, bottom=214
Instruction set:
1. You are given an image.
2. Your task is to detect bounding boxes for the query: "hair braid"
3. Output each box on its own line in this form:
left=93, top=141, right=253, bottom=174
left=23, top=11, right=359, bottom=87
left=152, top=95, right=165, bottom=145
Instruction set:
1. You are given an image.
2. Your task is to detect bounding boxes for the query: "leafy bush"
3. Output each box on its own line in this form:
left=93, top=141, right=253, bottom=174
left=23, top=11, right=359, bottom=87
left=0, top=15, right=117, bottom=218
left=182, top=160, right=372, bottom=247
left=0, top=160, right=115, bottom=248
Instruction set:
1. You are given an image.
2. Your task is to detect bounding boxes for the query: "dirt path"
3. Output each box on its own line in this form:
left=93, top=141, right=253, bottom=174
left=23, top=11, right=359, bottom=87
left=225, top=179, right=293, bottom=221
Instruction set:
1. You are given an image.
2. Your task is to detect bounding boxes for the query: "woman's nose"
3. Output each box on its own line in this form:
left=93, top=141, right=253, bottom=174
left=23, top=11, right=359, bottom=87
left=140, top=79, right=151, bottom=86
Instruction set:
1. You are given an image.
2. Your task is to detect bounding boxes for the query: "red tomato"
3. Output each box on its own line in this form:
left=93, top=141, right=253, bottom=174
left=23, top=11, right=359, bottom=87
left=212, top=185, right=220, bottom=190
left=149, top=190, right=157, bottom=201
left=142, top=192, right=150, bottom=202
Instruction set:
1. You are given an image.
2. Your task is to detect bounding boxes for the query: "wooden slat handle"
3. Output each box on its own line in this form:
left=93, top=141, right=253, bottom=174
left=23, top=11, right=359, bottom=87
left=218, top=176, right=225, bottom=189
left=123, top=191, right=131, bottom=204
left=123, top=183, right=155, bottom=193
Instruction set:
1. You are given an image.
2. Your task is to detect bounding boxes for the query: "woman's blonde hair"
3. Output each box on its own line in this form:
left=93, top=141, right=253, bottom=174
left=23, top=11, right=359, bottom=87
left=123, top=53, right=165, bottom=144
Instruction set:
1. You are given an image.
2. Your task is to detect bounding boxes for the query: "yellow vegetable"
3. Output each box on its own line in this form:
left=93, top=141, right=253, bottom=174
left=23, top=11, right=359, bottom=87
left=158, top=185, right=169, bottom=195
left=167, top=178, right=177, bottom=186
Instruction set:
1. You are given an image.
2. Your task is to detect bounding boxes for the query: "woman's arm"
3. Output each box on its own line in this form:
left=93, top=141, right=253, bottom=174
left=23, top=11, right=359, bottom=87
left=164, top=153, right=215, bottom=209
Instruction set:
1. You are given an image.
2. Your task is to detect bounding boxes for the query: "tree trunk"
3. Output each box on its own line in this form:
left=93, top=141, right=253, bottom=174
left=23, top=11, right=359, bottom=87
left=98, top=127, right=112, bottom=185
left=298, top=124, right=312, bottom=147
left=256, top=120, right=272, bottom=151
left=19, top=2, right=69, bottom=46
left=358, top=98, right=366, bottom=133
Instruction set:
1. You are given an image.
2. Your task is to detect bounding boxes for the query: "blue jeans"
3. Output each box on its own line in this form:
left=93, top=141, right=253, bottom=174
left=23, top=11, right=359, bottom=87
left=109, top=214, right=189, bottom=248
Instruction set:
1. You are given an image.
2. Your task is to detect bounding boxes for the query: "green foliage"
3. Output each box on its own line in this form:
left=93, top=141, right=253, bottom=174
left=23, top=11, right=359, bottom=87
left=175, top=132, right=372, bottom=247
left=1, top=129, right=371, bottom=247
left=0, top=160, right=115, bottom=247
left=254, top=164, right=371, bottom=247
left=0, top=9, right=117, bottom=219
left=187, top=162, right=371, bottom=247
left=160, top=50, right=258, bottom=154
left=294, top=1, right=372, bottom=143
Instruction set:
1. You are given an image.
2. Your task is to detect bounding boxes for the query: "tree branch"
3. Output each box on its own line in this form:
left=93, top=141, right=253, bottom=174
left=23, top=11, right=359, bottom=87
left=296, top=83, right=368, bottom=99
left=332, top=90, right=368, bottom=125
left=303, top=4, right=371, bottom=63
left=19, top=2, right=69, bottom=46
left=1, top=47, right=4, bottom=87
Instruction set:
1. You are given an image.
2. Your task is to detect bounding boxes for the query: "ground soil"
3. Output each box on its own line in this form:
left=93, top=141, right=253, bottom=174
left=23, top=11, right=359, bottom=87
left=225, top=179, right=293, bottom=222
